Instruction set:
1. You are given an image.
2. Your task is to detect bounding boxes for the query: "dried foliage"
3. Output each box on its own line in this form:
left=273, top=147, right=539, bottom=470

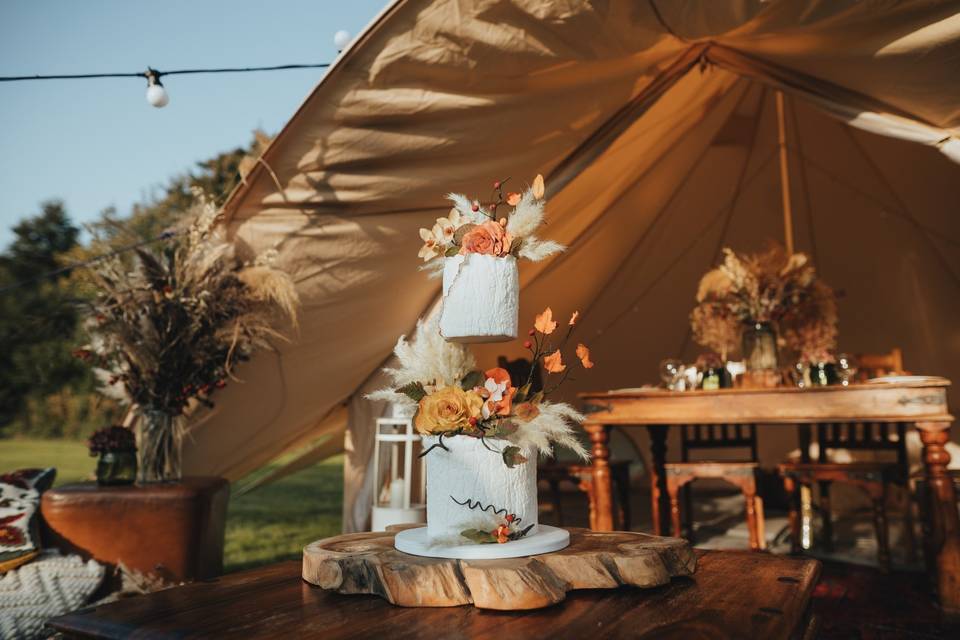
left=84, top=192, right=299, bottom=418
left=691, top=243, right=838, bottom=362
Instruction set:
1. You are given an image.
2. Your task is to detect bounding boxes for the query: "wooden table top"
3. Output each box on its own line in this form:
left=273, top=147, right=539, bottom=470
left=50, top=550, right=820, bottom=639
left=579, top=378, right=953, bottom=425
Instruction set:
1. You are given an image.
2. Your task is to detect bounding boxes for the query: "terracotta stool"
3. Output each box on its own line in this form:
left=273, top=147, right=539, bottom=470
left=41, top=476, right=229, bottom=582
left=663, top=461, right=765, bottom=551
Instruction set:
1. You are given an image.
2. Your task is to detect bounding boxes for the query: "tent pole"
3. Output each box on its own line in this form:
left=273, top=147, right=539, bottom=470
left=776, top=90, right=795, bottom=254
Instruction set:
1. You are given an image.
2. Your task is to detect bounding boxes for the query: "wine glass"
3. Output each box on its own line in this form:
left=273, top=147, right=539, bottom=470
left=836, top=353, right=858, bottom=386
left=659, top=359, right=684, bottom=390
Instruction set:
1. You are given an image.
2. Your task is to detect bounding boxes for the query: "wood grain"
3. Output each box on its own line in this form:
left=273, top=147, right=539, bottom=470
left=302, top=527, right=695, bottom=610
left=49, top=551, right=820, bottom=639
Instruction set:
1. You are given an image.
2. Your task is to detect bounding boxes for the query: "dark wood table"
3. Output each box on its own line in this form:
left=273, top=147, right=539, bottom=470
left=579, top=378, right=960, bottom=614
left=50, top=550, right=820, bottom=639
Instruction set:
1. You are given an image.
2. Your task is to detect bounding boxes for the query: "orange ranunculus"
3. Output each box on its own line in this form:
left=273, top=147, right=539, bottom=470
left=576, top=343, right=594, bottom=369
left=459, top=220, right=513, bottom=257
left=493, top=524, right=511, bottom=544
left=568, top=310, right=579, bottom=326
left=481, top=367, right=515, bottom=418
left=534, top=307, right=557, bottom=335
left=543, top=349, right=566, bottom=373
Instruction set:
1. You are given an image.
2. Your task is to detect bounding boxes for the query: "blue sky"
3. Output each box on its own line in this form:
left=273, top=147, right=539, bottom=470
left=0, top=0, right=389, bottom=248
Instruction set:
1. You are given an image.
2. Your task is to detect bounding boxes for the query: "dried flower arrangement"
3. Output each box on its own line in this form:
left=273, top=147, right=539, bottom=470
left=417, top=174, right=563, bottom=265
left=780, top=280, right=839, bottom=364
left=369, top=309, right=594, bottom=470
left=87, top=426, right=137, bottom=456
left=691, top=244, right=838, bottom=363
left=81, top=192, right=299, bottom=481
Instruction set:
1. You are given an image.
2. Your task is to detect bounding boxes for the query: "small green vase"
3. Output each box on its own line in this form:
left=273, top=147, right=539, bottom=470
left=96, top=451, right=137, bottom=486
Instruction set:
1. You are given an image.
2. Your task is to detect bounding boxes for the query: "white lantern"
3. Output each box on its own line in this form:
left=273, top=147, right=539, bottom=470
left=371, top=405, right=426, bottom=531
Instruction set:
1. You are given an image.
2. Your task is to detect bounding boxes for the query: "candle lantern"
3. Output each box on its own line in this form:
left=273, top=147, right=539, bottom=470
left=371, top=404, right=426, bottom=531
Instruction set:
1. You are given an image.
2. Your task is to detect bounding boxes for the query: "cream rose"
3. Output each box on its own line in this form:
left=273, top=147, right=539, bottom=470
left=414, top=386, right=484, bottom=434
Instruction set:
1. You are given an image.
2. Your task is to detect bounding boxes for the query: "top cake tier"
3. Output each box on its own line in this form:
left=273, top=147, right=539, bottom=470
left=440, top=254, right=519, bottom=343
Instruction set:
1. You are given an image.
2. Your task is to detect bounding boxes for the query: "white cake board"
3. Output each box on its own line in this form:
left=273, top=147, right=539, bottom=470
left=394, top=524, right=569, bottom=559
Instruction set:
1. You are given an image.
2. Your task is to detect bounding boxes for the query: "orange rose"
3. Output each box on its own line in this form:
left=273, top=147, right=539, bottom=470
left=460, top=220, right=512, bottom=257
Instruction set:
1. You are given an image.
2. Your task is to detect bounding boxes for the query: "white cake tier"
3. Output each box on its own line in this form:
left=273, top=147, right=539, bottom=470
left=439, top=254, right=518, bottom=343
left=423, top=435, right=537, bottom=544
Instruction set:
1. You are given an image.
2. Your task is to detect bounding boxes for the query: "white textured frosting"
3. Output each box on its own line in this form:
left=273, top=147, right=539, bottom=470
left=439, top=254, right=519, bottom=343
left=424, top=435, right=537, bottom=544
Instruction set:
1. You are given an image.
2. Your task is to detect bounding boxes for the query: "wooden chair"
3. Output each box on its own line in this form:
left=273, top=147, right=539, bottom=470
left=539, top=460, right=632, bottom=530
left=657, top=424, right=766, bottom=551
left=778, top=348, right=915, bottom=570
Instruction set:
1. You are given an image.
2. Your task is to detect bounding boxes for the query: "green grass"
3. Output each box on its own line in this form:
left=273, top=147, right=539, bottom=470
left=0, top=437, right=343, bottom=573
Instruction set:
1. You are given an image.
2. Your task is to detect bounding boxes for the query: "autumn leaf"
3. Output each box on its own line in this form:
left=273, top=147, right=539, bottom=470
left=532, top=174, right=545, bottom=199
left=513, top=402, right=540, bottom=421
left=543, top=349, right=566, bottom=373
left=576, top=343, right=594, bottom=369
left=502, top=445, right=528, bottom=468
left=460, top=528, right=497, bottom=544
left=460, top=370, right=483, bottom=390
left=506, top=192, right=521, bottom=206
left=534, top=307, right=557, bottom=335
left=568, top=310, right=579, bottom=326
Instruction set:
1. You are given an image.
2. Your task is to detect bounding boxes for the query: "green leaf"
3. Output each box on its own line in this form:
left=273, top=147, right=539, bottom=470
left=527, top=391, right=544, bottom=405
left=460, top=529, right=497, bottom=544
left=453, top=223, right=477, bottom=246
left=502, top=445, right=528, bottom=469
left=460, top=370, right=483, bottom=391
left=509, top=524, right=535, bottom=540
left=509, top=238, right=523, bottom=257
left=513, top=382, right=531, bottom=403
left=396, top=381, right=426, bottom=402
left=488, top=420, right=518, bottom=438
left=444, top=245, right=460, bottom=257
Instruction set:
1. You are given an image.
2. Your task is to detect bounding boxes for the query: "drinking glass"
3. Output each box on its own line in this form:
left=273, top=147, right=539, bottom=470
left=836, top=353, right=858, bottom=386
left=659, top=359, right=684, bottom=390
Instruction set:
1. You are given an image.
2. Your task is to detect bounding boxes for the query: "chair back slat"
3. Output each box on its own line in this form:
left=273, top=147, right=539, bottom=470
left=681, top=423, right=758, bottom=455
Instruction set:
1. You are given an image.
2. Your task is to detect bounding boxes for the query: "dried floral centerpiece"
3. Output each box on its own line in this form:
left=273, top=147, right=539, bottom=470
left=691, top=244, right=833, bottom=384
left=418, top=175, right=564, bottom=343
left=372, top=309, right=594, bottom=551
left=82, top=194, right=299, bottom=482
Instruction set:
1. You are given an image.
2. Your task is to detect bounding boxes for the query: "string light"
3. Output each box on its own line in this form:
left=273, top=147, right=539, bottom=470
left=0, top=27, right=357, bottom=107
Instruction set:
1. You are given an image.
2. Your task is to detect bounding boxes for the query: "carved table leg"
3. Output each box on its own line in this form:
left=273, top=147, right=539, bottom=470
left=584, top=423, right=613, bottom=531
left=783, top=474, right=802, bottom=554
left=916, top=421, right=960, bottom=615
left=647, top=425, right=670, bottom=536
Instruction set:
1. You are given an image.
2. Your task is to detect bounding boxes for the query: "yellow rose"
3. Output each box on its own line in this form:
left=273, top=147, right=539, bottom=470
left=414, top=386, right=483, bottom=435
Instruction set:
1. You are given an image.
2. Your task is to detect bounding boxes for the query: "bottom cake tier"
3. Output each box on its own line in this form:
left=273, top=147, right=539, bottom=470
left=422, top=434, right=538, bottom=545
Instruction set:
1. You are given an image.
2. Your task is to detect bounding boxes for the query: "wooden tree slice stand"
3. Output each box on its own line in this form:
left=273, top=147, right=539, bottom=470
left=302, top=525, right=696, bottom=610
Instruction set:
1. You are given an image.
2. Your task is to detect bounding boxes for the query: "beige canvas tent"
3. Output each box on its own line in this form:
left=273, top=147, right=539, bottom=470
left=181, top=0, right=960, bottom=532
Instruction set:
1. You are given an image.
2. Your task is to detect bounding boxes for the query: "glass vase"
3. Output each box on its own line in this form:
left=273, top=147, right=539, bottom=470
left=741, top=322, right=779, bottom=372
left=137, top=409, right=183, bottom=483
left=96, top=451, right=137, bottom=486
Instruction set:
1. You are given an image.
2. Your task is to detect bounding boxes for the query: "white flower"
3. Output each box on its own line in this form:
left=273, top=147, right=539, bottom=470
left=418, top=227, right=441, bottom=261
left=480, top=376, right=508, bottom=419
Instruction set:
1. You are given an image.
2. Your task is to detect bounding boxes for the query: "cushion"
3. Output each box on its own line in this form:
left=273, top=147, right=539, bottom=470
left=0, top=550, right=104, bottom=640
left=0, top=467, right=56, bottom=573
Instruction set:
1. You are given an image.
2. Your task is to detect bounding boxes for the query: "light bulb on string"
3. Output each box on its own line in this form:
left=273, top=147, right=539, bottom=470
left=333, top=30, right=352, bottom=52
left=144, top=67, right=169, bottom=108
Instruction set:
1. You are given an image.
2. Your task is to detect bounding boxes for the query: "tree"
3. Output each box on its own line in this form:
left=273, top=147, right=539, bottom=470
left=1, top=130, right=273, bottom=437
left=0, top=201, right=87, bottom=431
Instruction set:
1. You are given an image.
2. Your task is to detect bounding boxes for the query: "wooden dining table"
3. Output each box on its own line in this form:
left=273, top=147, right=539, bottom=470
left=579, top=377, right=960, bottom=615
